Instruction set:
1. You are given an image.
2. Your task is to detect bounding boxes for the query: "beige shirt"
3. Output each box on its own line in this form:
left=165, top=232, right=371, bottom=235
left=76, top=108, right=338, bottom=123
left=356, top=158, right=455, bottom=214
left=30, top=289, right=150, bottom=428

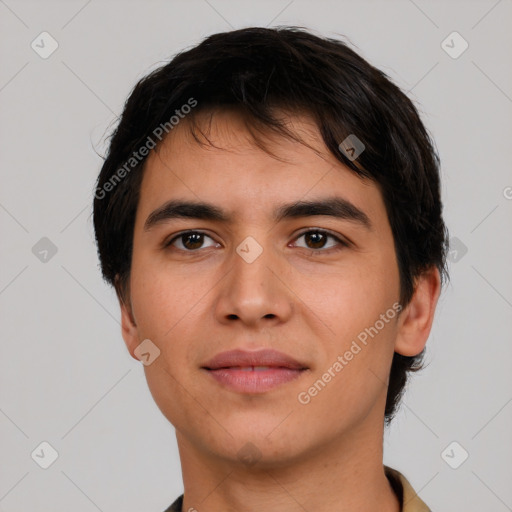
left=164, top=466, right=431, bottom=511
left=385, top=466, right=432, bottom=511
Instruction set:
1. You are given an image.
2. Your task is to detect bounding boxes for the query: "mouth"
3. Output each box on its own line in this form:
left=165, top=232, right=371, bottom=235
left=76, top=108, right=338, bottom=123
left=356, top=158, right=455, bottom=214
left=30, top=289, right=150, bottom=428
left=203, top=366, right=307, bottom=393
left=201, top=349, right=309, bottom=394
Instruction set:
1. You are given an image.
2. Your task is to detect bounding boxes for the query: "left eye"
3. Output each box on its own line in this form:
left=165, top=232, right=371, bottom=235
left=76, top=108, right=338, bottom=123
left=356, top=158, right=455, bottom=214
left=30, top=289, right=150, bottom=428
left=292, top=229, right=347, bottom=251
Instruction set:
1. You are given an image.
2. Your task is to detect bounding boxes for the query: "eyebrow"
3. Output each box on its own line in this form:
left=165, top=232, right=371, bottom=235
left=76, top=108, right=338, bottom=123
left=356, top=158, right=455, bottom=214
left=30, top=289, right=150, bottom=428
left=143, top=197, right=372, bottom=232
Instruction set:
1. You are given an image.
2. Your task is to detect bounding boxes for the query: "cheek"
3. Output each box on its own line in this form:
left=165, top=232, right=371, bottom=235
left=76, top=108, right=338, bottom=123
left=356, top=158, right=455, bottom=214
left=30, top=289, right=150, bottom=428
left=129, top=253, right=196, bottom=339
left=292, top=253, right=399, bottom=391
left=130, top=260, right=208, bottom=427
left=129, top=254, right=209, bottom=382
left=297, top=317, right=398, bottom=431
left=293, top=253, right=398, bottom=334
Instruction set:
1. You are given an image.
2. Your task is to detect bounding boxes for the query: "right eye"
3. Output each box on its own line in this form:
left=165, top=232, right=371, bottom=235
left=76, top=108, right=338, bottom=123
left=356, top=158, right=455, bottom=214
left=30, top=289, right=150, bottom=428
left=165, top=231, right=219, bottom=252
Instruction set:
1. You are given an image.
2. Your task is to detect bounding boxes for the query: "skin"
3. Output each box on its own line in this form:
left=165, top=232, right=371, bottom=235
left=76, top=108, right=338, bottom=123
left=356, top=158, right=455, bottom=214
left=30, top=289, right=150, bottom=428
left=118, top=108, right=441, bottom=512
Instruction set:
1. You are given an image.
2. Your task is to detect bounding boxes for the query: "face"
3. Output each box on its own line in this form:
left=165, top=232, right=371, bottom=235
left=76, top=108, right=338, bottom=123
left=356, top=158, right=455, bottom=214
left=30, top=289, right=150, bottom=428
left=121, top=109, right=406, bottom=467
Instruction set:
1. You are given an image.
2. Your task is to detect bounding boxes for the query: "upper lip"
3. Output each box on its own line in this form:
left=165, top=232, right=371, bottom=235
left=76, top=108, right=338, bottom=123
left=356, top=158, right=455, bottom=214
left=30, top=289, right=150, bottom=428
left=202, top=349, right=307, bottom=370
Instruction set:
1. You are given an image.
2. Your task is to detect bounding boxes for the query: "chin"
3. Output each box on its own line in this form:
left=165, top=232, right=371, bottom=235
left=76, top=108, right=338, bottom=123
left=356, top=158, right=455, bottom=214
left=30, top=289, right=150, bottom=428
left=218, top=424, right=311, bottom=468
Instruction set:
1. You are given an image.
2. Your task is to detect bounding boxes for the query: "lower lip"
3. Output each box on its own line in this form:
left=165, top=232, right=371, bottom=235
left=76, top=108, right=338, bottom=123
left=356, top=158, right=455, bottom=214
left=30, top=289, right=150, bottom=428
left=205, top=367, right=306, bottom=393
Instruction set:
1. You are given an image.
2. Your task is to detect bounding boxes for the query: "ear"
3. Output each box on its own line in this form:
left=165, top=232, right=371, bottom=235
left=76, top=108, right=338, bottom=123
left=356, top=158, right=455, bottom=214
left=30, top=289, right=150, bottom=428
left=394, top=267, right=441, bottom=357
left=115, top=274, right=140, bottom=361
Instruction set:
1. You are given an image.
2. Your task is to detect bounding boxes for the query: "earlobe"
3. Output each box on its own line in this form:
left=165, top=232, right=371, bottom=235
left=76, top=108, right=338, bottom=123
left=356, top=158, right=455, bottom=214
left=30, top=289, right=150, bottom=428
left=120, top=300, right=140, bottom=360
left=115, top=275, right=140, bottom=361
left=394, top=267, right=441, bottom=357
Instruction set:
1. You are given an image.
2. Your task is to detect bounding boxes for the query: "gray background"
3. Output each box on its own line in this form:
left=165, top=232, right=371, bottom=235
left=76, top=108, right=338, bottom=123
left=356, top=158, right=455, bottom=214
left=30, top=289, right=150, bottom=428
left=1, top=0, right=511, bottom=510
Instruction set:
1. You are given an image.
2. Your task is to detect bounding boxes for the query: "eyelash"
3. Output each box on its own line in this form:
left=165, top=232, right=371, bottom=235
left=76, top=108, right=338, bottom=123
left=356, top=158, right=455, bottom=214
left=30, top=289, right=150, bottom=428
left=164, top=229, right=349, bottom=254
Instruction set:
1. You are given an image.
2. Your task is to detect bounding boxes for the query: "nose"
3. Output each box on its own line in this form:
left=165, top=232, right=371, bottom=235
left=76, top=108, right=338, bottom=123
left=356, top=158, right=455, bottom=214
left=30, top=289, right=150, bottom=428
left=213, top=237, right=294, bottom=329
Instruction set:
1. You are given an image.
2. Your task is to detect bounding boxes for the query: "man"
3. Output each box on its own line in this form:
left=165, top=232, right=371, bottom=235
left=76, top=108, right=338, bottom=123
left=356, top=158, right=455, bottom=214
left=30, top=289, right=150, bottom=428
left=93, top=26, right=448, bottom=512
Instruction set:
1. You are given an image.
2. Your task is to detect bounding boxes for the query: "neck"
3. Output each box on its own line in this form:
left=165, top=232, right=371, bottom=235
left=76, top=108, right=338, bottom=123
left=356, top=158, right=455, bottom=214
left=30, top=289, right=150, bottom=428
left=174, top=409, right=400, bottom=512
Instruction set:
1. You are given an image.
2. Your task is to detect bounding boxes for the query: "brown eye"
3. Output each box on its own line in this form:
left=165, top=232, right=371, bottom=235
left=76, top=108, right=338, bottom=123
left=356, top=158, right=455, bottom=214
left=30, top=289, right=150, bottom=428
left=181, top=233, right=204, bottom=250
left=293, top=229, right=348, bottom=252
left=166, top=231, right=217, bottom=251
left=304, top=232, right=328, bottom=249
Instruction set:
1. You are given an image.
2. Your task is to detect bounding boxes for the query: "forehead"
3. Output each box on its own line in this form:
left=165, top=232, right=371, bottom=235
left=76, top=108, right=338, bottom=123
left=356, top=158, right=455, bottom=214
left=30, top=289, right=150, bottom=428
left=152, top=107, right=328, bottom=162
left=135, top=108, right=384, bottom=227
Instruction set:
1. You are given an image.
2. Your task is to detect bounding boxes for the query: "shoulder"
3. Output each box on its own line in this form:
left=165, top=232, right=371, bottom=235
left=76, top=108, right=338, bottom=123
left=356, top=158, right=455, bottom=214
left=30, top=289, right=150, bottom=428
left=384, top=466, right=432, bottom=512
left=162, top=494, right=183, bottom=512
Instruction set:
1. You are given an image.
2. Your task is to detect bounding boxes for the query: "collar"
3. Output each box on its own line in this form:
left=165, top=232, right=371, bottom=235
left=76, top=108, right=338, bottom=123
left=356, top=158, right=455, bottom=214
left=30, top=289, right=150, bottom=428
left=384, top=466, right=432, bottom=511
left=164, top=466, right=431, bottom=512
